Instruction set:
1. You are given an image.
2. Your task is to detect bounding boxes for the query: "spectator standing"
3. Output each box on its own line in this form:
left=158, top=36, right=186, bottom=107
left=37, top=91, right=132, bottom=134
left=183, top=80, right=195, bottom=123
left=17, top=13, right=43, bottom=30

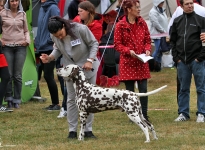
left=35, top=0, right=60, bottom=111
left=73, top=1, right=103, bottom=42
left=114, top=0, right=152, bottom=121
left=0, top=41, right=11, bottom=112
left=0, top=0, right=13, bottom=112
left=149, top=0, right=168, bottom=71
left=40, top=16, right=100, bottom=139
left=115, top=0, right=124, bottom=18
left=0, top=0, right=30, bottom=109
left=168, top=2, right=205, bottom=105
left=170, top=0, right=205, bottom=122
left=73, top=1, right=103, bottom=85
left=67, top=0, right=85, bottom=20
left=56, top=56, right=67, bottom=118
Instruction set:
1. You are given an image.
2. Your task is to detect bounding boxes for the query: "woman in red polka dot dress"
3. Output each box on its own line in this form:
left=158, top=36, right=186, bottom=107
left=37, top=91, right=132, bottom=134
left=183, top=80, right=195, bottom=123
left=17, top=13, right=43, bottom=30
left=114, top=0, right=151, bottom=121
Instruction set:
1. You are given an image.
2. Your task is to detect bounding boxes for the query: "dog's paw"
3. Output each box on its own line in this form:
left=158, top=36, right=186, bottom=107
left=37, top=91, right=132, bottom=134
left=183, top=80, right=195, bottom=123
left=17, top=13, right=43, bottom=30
left=153, top=137, right=158, bottom=140
left=78, top=136, right=84, bottom=141
left=144, top=140, right=150, bottom=143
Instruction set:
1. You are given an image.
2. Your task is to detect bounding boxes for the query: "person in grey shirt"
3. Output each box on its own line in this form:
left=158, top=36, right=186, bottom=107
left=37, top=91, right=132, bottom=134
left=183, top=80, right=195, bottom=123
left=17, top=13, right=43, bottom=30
left=40, top=16, right=99, bottom=139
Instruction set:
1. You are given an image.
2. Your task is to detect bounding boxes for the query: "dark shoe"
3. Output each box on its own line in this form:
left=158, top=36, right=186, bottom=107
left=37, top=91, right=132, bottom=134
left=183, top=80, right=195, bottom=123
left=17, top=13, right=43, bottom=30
left=47, top=105, right=60, bottom=111
left=8, top=101, right=13, bottom=108
left=13, top=103, right=19, bottom=109
left=84, top=131, right=97, bottom=138
left=43, top=105, right=54, bottom=110
left=67, top=131, right=77, bottom=139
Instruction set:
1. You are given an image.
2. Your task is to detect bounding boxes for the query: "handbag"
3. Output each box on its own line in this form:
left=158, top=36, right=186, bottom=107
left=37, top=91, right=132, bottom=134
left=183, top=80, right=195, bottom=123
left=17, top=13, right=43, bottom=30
left=160, top=37, right=171, bottom=52
left=0, top=54, right=8, bottom=67
left=0, top=41, right=8, bottom=67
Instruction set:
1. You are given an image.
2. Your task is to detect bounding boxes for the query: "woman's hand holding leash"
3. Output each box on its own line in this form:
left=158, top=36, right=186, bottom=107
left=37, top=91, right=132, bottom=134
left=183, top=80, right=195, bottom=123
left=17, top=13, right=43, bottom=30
left=82, top=61, right=93, bottom=71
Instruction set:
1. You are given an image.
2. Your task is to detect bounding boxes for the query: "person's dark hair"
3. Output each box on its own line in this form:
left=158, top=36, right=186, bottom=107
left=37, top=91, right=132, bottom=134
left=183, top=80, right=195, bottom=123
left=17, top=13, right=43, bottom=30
left=179, top=0, right=184, bottom=5
left=122, top=0, right=140, bottom=15
left=48, top=16, right=76, bottom=38
left=180, top=0, right=197, bottom=6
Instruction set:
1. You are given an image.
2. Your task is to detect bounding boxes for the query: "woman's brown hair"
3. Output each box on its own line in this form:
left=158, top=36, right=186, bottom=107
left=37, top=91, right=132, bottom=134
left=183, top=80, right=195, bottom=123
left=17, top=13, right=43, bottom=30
left=122, top=0, right=140, bottom=15
left=78, top=1, right=95, bottom=26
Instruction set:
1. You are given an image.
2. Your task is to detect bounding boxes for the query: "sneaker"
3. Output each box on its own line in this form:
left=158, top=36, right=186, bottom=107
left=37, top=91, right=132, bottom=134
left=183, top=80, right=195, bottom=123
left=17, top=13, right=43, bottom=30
left=196, top=113, right=204, bottom=123
left=0, top=106, right=13, bottom=112
left=47, top=105, right=60, bottom=111
left=174, top=113, right=188, bottom=121
left=84, top=131, right=97, bottom=138
left=67, top=131, right=77, bottom=139
left=57, top=108, right=67, bottom=118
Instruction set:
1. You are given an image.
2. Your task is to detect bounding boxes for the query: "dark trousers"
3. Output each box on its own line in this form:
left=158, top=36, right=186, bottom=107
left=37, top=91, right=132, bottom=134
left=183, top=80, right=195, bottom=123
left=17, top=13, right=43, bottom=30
left=124, top=79, right=148, bottom=119
left=40, top=60, right=59, bottom=105
left=56, top=56, right=67, bottom=110
left=0, top=67, right=10, bottom=105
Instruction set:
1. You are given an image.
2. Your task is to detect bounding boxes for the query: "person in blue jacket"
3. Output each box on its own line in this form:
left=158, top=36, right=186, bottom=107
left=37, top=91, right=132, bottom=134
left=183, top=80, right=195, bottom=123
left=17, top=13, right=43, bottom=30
left=35, top=0, right=60, bottom=111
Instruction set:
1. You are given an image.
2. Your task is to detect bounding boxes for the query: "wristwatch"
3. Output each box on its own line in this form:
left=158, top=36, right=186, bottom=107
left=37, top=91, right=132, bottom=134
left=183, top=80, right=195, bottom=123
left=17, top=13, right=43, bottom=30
left=87, top=58, right=93, bottom=63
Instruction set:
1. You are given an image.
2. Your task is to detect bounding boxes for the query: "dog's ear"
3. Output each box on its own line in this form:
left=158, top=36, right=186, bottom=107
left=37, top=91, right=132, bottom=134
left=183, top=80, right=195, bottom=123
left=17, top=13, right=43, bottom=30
left=69, top=66, right=80, bottom=78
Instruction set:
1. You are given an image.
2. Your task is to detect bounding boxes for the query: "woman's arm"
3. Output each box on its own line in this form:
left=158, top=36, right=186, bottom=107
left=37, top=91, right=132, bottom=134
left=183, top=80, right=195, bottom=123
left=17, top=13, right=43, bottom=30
left=23, top=13, right=30, bottom=46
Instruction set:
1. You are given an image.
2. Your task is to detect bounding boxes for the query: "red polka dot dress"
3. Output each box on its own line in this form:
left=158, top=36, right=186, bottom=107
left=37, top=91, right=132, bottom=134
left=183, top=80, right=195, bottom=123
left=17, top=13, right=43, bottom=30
left=114, top=16, right=151, bottom=81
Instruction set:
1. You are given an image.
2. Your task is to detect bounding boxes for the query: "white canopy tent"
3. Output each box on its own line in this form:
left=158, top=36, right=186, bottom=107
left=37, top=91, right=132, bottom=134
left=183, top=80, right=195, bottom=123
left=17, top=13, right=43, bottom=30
left=104, top=0, right=205, bottom=22
left=105, top=0, right=178, bottom=20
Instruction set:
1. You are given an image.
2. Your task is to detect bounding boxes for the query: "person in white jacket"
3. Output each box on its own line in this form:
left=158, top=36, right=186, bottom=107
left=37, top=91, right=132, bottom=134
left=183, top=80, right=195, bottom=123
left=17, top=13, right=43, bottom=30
left=149, top=0, right=168, bottom=71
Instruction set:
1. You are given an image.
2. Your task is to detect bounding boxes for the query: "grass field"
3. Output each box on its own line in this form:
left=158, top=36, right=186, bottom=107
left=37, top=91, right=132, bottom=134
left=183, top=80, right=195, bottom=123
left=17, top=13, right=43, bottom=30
left=1, top=67, right=205, bottom=150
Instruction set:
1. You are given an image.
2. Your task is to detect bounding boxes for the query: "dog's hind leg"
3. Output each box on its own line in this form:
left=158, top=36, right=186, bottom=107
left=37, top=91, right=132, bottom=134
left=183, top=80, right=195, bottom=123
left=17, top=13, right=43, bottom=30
left=78, top=111, right=88, bottom=141
left=145, top=121, right=158, bottom=140
left=128, top=114, right=150, bottom=143
left=139, top=114, right=158, bottom=140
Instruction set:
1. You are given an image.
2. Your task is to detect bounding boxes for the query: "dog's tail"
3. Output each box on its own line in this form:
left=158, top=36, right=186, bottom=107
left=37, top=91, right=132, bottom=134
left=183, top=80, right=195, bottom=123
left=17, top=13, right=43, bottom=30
left=136, top=85, right=167, bottom=97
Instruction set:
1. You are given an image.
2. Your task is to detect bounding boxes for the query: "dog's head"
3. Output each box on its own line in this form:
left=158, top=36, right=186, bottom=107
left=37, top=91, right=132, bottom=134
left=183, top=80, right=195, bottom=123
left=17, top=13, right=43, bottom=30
left=56, top=64, right=80, bottom=80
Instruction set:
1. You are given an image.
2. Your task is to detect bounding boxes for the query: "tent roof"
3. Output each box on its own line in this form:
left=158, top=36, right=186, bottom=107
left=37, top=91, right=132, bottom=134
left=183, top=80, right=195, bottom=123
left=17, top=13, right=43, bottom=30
left=105, top=0, right=178, bottom=20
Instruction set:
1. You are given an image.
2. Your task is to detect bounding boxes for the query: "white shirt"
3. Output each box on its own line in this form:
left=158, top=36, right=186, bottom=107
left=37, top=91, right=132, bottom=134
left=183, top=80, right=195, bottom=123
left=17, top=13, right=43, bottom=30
left=168, top=3, right=205, bottom=33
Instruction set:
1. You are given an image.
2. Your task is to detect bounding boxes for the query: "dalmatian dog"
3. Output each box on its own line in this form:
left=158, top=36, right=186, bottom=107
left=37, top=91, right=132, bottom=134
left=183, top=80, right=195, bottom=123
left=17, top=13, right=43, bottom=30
left=56, top=64, right=167, bottom=143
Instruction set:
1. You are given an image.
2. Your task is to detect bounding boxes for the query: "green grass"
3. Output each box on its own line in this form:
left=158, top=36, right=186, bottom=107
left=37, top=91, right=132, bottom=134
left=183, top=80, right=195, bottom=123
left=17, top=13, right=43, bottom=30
left=1, top=67, right=205, bottom=150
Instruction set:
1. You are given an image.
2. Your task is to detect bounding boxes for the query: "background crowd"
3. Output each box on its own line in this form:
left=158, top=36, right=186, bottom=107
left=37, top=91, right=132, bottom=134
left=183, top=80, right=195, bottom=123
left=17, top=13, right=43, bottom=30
left=1, top=0, right=205, bottom=141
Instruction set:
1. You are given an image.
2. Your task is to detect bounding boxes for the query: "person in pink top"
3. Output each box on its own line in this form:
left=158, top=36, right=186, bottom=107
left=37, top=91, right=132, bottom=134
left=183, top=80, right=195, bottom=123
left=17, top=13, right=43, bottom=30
left=114, top=0, right=151, bottom=121
left=0, top=0, right=30, bottom=109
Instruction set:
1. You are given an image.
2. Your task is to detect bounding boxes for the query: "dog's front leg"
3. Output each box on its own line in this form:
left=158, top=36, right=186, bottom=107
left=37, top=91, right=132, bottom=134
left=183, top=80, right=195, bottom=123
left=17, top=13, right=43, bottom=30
left=78, top=111, right=88, bottom=141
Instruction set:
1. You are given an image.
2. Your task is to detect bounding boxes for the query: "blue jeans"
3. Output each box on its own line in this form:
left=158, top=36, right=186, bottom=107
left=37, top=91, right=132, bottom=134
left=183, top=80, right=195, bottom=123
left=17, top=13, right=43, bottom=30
left=3, top=46, right=27, bottom=104
left=152, top=39, right=162, bottom=63
left=177, top=60, right=205, bottom=118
